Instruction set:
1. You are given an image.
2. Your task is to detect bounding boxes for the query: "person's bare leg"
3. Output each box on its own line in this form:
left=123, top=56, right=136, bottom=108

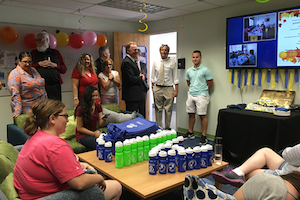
left=233, top=187, right=246, bottom=200
left=239, top=147, right=284, bottom=178
left=188, top=113, right=195, bottom=133
left=103, top=180, right=122, bottom=200
left=199, top=115, right=208, bottom=136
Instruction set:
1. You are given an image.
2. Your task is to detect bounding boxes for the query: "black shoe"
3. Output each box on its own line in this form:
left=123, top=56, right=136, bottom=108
left=200, top=135, right=208, bottom=145
left=183, top=132, right=195, bottom=140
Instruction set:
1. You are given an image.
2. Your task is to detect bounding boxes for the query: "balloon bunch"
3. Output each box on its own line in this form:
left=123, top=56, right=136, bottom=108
left=0, top=26, right=107, bottom=49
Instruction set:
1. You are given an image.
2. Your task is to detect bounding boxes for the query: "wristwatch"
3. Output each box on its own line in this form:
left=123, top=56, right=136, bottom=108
left=74, top=97, right=78, bottom=100
left=109, top=77, right=114, bottom=81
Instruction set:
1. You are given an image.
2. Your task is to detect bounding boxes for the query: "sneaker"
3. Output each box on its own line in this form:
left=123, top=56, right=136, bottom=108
left=199, top=135, right=208, bottom=145
left=183, top=132, right=195, bottom=140
left=211, top=168, right=245, bottom=187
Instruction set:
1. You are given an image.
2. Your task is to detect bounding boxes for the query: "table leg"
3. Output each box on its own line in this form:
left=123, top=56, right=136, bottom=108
left=215, top=168, right=224, bottom=190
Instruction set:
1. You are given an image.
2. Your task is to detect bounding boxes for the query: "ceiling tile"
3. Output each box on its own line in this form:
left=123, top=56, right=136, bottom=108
left=154, top=9, right=192, bottom=17
left=73, top=10, right=128, bottom=20
left=179, top=2, right=220, bottom=12
left=82, top=5, right=144, bottom=18
left=71, top=0, right=107, bottom=4
left=203, top=0, right=253, bottom=6
left=144, top=0, right=199, bottom=9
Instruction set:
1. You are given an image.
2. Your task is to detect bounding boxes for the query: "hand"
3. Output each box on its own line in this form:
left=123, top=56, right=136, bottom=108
left=108, top=73, right=114, bottom=80
left=94, top=130, right=101, bottom=138
left=96, top=180, right=106, bottom=192
left=12, top=113, right=20, bottom=118
left=173, top=89, right=178, bottom=98
left=140, top=73, right=145, bottom=81
left=80, top=162, right=93, bottom=170
left=74, top=99, right=79, bottom=108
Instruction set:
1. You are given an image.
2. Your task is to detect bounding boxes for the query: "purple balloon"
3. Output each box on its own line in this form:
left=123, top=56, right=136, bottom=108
left=82, top=31, right=97, bottom=46
left=48, top=33, right=57, bottom=49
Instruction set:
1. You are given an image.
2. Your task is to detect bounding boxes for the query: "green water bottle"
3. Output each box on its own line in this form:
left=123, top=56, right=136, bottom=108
left=156, top=133, right=162, bottom=144
left=123, top=139, right=131, bottom=166
left=150, top=134, right=157, bottom=149
left=136, top=137, right=144, bottom=162
left=166, top=131, right=172, bottom=141
left=161, top=131, right=167, bottom=143
left=170, top=129, right=177, bottom=139
left=143, top=135, right=150, bottom=161
left=130, top=138, right=137, bottom=164
left=115, top=141, right=124, bottom=169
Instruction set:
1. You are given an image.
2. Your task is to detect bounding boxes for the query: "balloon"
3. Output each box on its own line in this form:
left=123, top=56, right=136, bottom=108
left=96, top=34, right=107, bottom=46
left=55, top=32, right=69, bottom=46
left=48, top=33, right=57, bottom=49
left=24, top=33, right=36, bottom=49
left=0, top=26, right=19, bottom=44
left=82, top=31, right=97, bottom=46
left=69, top=33, right=84, bottom=49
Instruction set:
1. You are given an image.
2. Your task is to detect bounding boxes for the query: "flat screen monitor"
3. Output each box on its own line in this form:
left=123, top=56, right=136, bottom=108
left=226, top=7, right=300, bottom=69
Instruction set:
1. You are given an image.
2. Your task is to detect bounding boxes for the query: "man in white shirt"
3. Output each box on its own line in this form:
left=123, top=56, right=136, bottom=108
left=151, top=44, right=179, bottom=130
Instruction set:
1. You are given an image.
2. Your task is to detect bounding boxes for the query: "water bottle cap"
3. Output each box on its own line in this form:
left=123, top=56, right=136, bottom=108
left=130, top=138, right=137, bottom=144
left=115, top=141, right=123, bottom=147
left=170, top=129, right=176, bottom=134
left=166, top=140, right=173, bottom=145
left=206, top=144, right=213, bottom=150
left=161, top=131, right=166, bottom=136
left=159, top=151, right=167, bottom=157
left=158, top=143, right=165, bottom=149
left=168, top=149, right=176, bottom=156
left=142, top=135, right=149, bottom=140
left=165, top=143, right=172, bottom=148
left=136, top=136, right=142, bottom=140
left=172, top=138, right=179, bottom=143
left=105, top=141, right=112, bottom=147
left=156, top=133, right=162, bottom=138
left=156, top=129, right=162, bottom=133
left=149, top=150, right=157, bottom=157
left=150, top=134, right=157, bottom=139
left=193, top=146, right=201, bottom=153
left=124, top=140, right=131, bottom=146
left=178, top=149, right=186, bottom=155
left=97, top=139, right=105, bottom=145
left=201, top=146, right=208, bottom=152
left=136, top=137, right=143, bottom=142
left=171, top=144, right=179, bottom=150
left=178, top=146, right=185, bottom=151
left=166, top=131, right=172, bottom=136
left=186, top=147, right=193, bottom=154
left=151, top=147, right=159, bottom=154
left=177, top=136, right=184, bottom=141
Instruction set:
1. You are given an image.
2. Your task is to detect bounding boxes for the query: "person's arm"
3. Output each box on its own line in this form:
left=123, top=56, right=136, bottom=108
left=112, top=72, right=121, bottom=87
left=173, top=84, right=178, bottom=98
left=207, top=79, right=214, bottom=91
left=99, top=75, right=111, bottom=90
left=67, top=173, right=106, bottom=191
left=186, top=80, right=190, bottom=87
left=76, top=116, right=101, bottom=138
left=98, top=112, right=106, bottom=128
left=0, top=80, right=2, bottom=90
left=7, top=70, right=22, bottom=118
left=54, top=50, right=67, bottom=74
left=122, top=61, right=143, bottom=84
left=151, top=62, right=156, bottom=89
left=72, top=78, right=80, bottom=108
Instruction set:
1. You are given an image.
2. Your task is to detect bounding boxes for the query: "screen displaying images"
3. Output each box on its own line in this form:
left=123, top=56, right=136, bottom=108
left=226, top=7, right=300, bottom=69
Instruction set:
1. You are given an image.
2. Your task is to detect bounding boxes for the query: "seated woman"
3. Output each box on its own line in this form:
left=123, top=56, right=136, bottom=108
left=13, top=99, right=122, bottom=200
left=98, top=59, right=121, bottom=104
left=72, top=53, right=99, bottom=108
left=75, top=86, right=136, bottom=149
left=7, top=52, right=47, bottom=118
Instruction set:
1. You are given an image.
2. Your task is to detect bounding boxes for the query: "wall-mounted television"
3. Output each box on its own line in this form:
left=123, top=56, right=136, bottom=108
left=226, top=7, right=300, bottom=69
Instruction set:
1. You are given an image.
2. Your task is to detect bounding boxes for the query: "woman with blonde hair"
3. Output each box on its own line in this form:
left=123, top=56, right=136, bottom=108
left=72, top=53, right=99, bottom=108
left=98, top=58, right=121, bottom=104
left=14, top=99, right=122, bottom=200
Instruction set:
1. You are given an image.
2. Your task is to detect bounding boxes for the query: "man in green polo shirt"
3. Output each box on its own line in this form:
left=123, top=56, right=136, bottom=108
left=184, top=50, right=214, bottom=144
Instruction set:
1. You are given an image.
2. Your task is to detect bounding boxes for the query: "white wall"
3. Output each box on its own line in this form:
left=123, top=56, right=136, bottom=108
left=0, top=4, right=140, bottom=141
left=147, top=0, right=300, bottom=137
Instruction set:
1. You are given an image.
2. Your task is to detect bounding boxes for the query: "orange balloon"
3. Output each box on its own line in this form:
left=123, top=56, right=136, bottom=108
left=0, top=26, right=19, bottom=44
left=96, top=34, right=107, bottom=46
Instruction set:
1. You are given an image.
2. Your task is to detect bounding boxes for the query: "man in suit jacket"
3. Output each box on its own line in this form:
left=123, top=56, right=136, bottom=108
left=121, top=42, right=146, bottom=117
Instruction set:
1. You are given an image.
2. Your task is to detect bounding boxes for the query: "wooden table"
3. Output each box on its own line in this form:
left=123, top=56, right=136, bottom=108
left=78, top=150, right=228, bottom=200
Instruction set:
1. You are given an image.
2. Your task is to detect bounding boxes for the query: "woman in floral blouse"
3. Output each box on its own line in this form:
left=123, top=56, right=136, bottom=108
left=7, top=52, right=47, bottom=117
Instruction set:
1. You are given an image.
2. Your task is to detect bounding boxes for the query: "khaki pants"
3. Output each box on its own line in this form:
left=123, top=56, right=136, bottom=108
left=153, top=85, right=174, bottom=129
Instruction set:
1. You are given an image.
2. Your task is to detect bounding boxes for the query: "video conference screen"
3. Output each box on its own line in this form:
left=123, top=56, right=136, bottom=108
left=226, top=7, right=300, bottom=69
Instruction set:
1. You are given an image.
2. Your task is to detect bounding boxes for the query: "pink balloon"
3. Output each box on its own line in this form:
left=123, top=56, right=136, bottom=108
left=82, top=31, right=97, bottom=46
left=48, top=33, right=57, bottom=49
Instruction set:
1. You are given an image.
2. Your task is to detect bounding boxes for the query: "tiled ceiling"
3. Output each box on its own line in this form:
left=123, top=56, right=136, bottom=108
left=1, top=0, right=254, bottom=22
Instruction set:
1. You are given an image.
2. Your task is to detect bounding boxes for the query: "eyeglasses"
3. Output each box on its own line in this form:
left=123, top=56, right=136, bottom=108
left=58, top=114, right=69, bottom=119
left=21, top=61, right=32, bottom=64
left=35, top=38, right=45, bottom=42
